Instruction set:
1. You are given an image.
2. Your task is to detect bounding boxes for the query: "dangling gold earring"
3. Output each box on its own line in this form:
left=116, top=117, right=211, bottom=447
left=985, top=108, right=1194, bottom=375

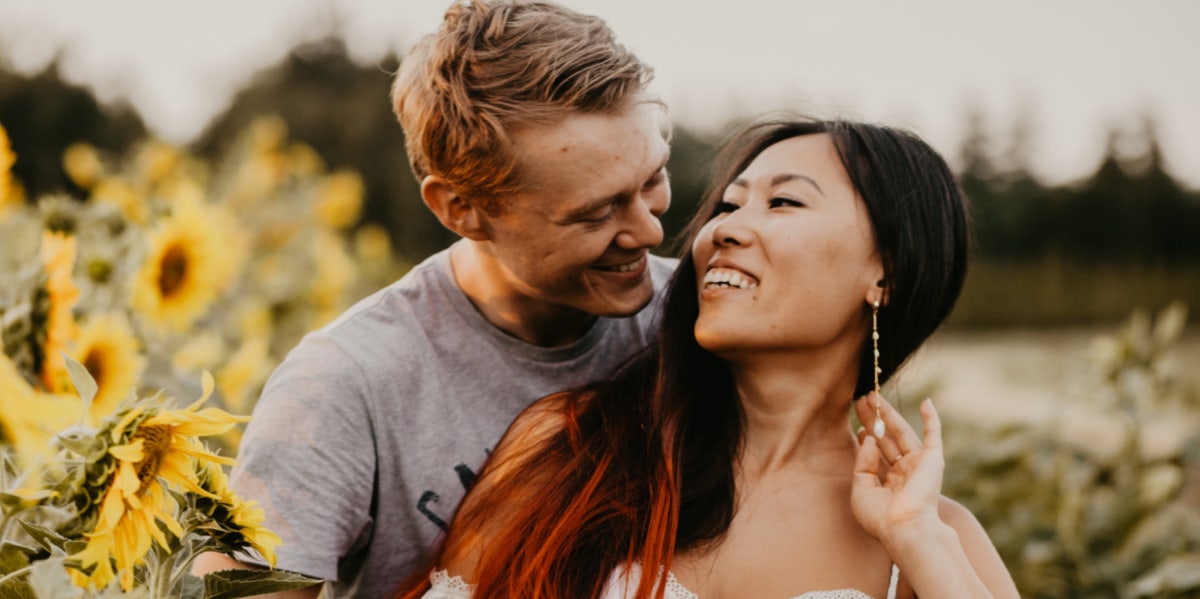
left=872, top=300, right=886, bottom=439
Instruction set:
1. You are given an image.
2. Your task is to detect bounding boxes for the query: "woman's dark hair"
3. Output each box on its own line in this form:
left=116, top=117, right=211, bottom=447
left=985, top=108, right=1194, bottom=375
left=395, top=117, right=969, bottom=599
left=679, top=117, right=971, bottom=397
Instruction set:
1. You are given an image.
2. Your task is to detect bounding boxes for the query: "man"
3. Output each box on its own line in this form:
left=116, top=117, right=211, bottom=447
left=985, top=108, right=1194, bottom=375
left=193, top=1, right=674, bottom=596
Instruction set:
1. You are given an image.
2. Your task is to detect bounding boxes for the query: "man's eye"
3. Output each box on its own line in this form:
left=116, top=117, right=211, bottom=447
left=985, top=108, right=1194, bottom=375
left=644, top=169, right=668, bottom=189
left=581, top=210, right=615, bottom=225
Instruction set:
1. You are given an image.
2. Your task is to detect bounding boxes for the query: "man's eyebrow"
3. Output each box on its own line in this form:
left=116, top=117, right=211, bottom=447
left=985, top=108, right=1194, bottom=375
left=653, top=152, right=671, bottom=175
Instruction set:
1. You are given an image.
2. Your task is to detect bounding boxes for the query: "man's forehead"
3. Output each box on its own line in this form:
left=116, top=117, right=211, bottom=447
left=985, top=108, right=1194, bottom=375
left=510, top=109, right=668, bottom=192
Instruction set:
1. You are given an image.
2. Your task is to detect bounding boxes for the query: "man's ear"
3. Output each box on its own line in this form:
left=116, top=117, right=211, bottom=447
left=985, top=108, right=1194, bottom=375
left=421, top=176, right=489, bottom=241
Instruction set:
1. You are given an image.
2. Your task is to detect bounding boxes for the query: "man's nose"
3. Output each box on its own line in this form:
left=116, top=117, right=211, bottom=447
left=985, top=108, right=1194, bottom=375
left=615, top=189, right=668, bottom=250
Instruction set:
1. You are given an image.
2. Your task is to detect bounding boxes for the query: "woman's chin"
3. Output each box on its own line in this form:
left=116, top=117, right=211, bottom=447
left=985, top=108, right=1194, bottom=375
left=694, top=330, right=751, bottom=359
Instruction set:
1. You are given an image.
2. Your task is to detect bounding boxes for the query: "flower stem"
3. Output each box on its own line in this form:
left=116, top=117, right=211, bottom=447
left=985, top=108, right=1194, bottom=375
left=0, top=564, right=33, bottom=588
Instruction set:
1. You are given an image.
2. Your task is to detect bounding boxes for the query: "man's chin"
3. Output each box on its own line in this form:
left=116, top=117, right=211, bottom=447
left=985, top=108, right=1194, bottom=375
left=584, top=287, right=655, bottom=318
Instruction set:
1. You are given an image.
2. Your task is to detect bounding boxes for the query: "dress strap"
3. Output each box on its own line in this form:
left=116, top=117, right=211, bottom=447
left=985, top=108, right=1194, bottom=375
left=886, top=564, right=900, bottom=599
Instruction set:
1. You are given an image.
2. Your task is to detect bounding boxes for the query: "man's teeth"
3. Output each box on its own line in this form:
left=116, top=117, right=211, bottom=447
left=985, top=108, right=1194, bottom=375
left=598, top=259, right=639, bottom=272
left=703, top=268, right=758, bottom=290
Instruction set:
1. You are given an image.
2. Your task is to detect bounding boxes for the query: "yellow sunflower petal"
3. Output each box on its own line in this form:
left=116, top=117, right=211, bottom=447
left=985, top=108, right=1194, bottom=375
left=113, top=460, right=143, bottom=501
left=111, top=406, right=145, bottom=442
left=39, top=231, right=80, bottom=391
left=108, top=439, right=145, bottom=462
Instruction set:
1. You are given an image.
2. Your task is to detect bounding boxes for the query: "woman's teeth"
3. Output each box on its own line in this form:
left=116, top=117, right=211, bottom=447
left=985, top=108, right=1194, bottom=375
left=703, top=268, right=758, bottom=290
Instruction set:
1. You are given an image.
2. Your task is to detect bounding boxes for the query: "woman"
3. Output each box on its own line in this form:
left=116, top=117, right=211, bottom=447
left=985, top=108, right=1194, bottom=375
left=397, top=118, right=1019, bottom=598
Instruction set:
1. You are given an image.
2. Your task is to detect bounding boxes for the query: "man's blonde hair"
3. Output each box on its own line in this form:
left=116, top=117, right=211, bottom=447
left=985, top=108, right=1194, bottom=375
left=392, top=0, right=652, bottom=213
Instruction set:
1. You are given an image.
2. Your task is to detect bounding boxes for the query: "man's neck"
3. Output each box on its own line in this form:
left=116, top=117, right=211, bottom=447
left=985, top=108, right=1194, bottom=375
left=449, top=242, right=598, bottom=347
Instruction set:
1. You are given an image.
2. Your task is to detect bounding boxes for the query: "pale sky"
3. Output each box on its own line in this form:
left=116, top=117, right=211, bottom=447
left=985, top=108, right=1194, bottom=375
left=1, top=0, right=1197, bottom=186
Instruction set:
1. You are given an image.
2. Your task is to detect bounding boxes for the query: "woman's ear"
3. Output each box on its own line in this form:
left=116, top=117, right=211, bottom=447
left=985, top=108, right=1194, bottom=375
left=866, top=279, right=889, bottom=308
left=421, top=176, right=489, bottom=241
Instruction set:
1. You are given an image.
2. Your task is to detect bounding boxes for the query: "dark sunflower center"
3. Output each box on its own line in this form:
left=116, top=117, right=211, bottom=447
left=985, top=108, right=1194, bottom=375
left=84, top=349, right=106, bottom=390
left=134, top=424, right=173, bottom=493
left=158, top=245, right=188, bottom=299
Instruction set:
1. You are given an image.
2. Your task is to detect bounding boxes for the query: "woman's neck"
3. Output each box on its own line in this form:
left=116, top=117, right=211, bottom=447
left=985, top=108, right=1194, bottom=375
left=728, top=348, right=861, bottom=479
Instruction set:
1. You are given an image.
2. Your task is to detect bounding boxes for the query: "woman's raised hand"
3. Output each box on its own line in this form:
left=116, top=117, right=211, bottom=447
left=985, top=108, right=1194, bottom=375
left=850, top=395, right=946, bottom=549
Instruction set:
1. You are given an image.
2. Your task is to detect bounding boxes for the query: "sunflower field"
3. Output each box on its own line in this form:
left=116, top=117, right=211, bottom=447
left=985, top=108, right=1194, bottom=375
left=0, top=117, right=405, bottom=597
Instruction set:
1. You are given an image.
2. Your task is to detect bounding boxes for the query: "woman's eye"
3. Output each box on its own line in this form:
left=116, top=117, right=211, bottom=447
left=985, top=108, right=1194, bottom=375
left=769, top=197, right=805, bottom=208
left=712, top=201, right=739, bottom=216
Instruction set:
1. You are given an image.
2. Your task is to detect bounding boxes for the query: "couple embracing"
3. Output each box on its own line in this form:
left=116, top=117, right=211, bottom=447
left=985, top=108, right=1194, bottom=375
left=196, top=1, right=1019, bottom=598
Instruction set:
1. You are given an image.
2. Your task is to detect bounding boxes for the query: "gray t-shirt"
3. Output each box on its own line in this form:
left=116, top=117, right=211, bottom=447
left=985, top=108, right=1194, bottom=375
left=229, top=244, right=676, bottom=597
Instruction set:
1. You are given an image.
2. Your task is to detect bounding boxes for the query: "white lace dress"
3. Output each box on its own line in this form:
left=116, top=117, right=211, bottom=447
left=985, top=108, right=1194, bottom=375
left=422, top=562, right=900, bottom=599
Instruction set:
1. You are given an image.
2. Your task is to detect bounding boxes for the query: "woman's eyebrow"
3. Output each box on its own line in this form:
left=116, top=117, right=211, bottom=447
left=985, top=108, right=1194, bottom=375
left=728, top=173, right=825, bottom=196
left=771, top=173, right=825, bottom=196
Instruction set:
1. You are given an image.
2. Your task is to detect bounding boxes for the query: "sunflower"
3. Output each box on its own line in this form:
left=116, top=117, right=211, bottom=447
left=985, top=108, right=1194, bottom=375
left=0, top=353, right=81, bottom=466
left=134, top=141, right=181, bottom=186
left=63, top=142, right=103, bottom=190
left=314, top=170, right=364, bottom=230
left=311, top=229, right=357, bottom=327
left=132, top=195, right=238, bottom=332
left=68, top=313, right=146, bottom=423
left=172, top=332, right=225, bottom=374
left=91, top=177, right=148, bottom=224
left=69, top=373, right=250, bottom=590
left=217, top=336, right=271, bottom=416
left=1, top=122, right=15, bottom=205
left=40, top=230, right=80, bottom=391
left=194, top=460, right=281, bottom=567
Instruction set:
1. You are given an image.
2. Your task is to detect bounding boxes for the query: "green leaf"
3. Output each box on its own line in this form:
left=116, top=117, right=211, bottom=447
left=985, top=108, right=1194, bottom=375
left=0, top=543, right=30, bottom=575
left=52, top=431, right=95, bottom=456
left=16, top=522, right=68, bottom=555
left=175, top=572, right=205, bottom=599
left=0, top=575, right=36, bottom=599
left=0, top=493, right=36, bottom=515
left=202, top=568, right=323, bottom=599
left=62, top=352, right=97, bottom=416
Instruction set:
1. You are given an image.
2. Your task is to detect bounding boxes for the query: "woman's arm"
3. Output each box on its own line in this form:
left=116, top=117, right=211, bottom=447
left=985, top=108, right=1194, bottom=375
left=850, top=396, right=1019, bottom=599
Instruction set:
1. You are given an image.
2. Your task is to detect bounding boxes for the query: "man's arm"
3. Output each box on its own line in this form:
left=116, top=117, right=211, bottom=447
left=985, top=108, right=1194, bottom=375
left=222, top=336, right=378, bottom=591
left=191, top=553, right=323, bottom=599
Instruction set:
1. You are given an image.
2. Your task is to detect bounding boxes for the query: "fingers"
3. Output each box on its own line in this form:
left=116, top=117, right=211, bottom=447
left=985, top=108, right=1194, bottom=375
left=852, top=435, right=883, bottom=489
left=854, top=395, right=899, bottom=462
left=854, top=392, right=928, bottom=462
left=920, top=398, right=942, bottom=452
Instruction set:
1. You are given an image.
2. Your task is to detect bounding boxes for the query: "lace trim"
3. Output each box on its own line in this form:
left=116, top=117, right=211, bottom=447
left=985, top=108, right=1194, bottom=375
left=429, top=570, right=475, bottom=597
left=663, top=570, right=698, bottom=599
left=665, top=563, right=898, bottom=599
left=793, top=591, right=873, bottom=599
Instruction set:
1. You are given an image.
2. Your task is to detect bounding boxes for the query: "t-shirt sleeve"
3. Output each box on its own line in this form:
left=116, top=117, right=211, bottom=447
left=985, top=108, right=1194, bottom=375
left=228, top=334, right=376, bottom=582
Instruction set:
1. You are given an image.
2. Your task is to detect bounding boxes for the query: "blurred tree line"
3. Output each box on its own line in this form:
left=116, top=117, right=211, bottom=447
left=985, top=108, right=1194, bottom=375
left=3, top=39, right=1197, bottom=326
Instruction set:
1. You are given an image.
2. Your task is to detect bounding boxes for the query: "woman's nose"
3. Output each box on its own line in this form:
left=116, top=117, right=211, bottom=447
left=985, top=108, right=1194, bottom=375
left=711, top=209, right=752, bottom=248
